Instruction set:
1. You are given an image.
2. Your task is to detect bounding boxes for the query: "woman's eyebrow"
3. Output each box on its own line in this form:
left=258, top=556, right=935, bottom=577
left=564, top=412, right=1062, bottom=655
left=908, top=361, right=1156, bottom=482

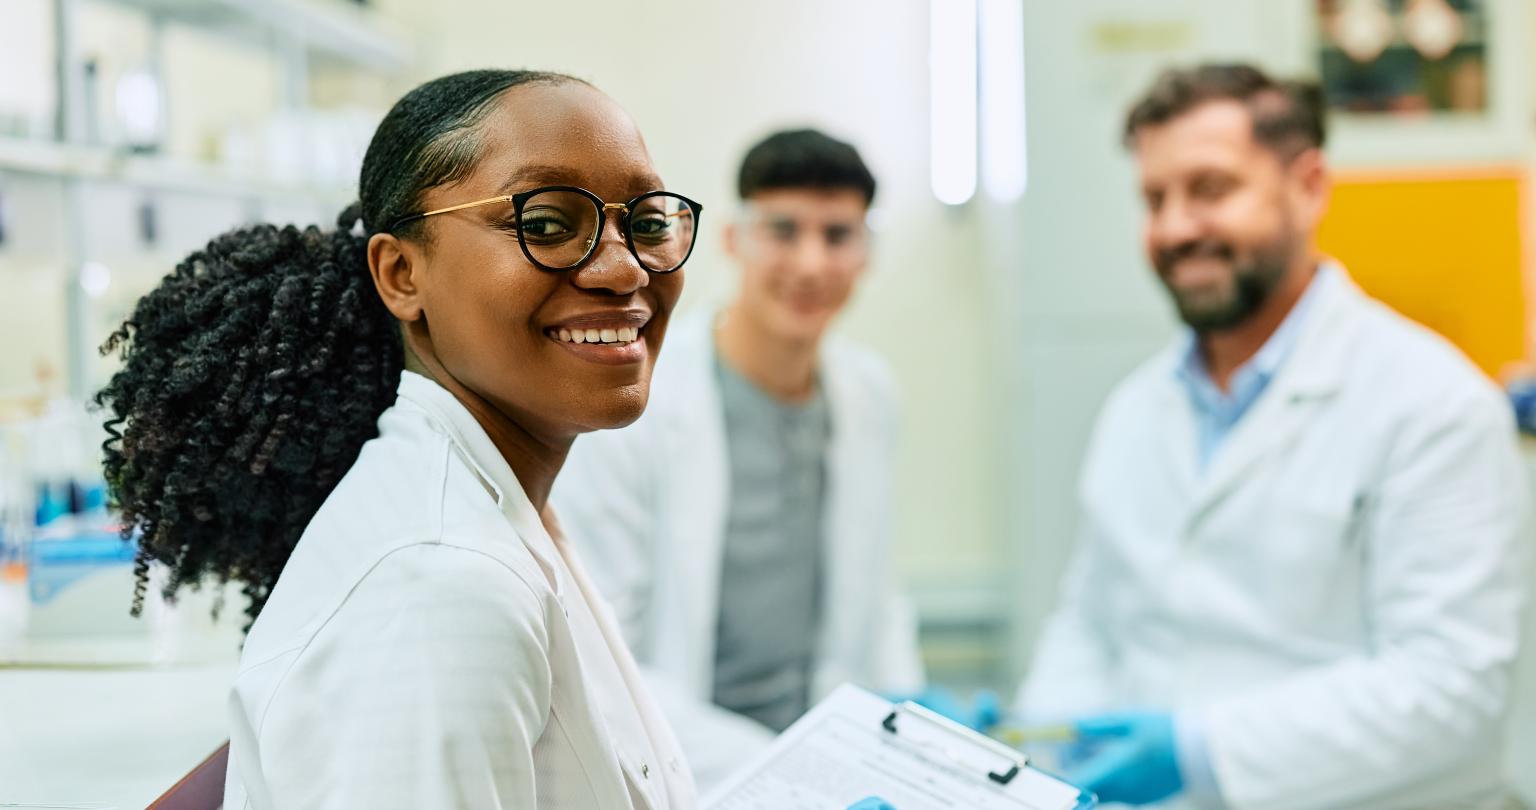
left=626, top=175, right=666, bottom=197
left=496, top=165, right=586, bottom=192
left=495, top=166, right=666, bottom=198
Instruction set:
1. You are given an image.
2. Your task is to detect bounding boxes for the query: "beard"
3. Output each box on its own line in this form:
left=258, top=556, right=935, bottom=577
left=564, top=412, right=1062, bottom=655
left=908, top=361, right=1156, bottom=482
left=1153, top=232, right=1295, bottom=332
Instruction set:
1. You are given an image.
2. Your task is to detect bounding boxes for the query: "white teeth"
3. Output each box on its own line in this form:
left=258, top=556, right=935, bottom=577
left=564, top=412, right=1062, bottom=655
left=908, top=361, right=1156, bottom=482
left=552, top=325, right=644, bottom=344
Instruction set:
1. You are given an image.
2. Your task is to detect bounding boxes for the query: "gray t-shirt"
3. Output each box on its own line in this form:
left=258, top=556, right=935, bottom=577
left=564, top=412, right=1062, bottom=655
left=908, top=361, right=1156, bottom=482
left=710, top=356, right=830, bottom=732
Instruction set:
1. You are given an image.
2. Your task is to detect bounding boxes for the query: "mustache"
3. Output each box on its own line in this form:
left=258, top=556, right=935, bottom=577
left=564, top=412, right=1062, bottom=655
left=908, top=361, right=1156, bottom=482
left=1155, top=239, right=1235, bottom=272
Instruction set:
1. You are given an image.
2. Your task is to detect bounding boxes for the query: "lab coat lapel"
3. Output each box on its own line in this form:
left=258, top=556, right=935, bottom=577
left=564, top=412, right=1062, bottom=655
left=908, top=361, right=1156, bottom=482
left=815, top=345, right=873, bottom=694
left=396, top=372, right=567, bottom=592
left=1155, top=352, right=1203, bottom=502
left=1190, top=275, right=1354, bottom=522
left=555, top=511, right=698, bottom=807
left=657, top=317, right=730, bottom=696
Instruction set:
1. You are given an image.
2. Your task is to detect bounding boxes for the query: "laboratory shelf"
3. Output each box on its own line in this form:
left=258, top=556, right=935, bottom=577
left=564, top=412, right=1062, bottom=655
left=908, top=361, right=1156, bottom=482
left=0, top=136, right=351, bottom=200
left=98, top=0, right=411, bottom=71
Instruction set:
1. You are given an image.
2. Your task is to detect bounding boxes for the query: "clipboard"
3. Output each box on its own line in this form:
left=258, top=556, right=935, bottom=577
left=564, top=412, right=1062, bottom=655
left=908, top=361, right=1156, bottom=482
left=704, top=684, right=1095, bottom=810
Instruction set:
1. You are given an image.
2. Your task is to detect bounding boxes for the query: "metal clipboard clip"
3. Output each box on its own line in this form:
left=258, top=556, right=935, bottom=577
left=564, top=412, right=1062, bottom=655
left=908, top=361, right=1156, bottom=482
left=881, top=700, right=1027, bottom=786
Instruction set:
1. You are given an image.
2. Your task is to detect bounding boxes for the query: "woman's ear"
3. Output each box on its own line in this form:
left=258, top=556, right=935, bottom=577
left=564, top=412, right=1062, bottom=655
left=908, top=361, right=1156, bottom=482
left=368, top=232, right=425, bottom=322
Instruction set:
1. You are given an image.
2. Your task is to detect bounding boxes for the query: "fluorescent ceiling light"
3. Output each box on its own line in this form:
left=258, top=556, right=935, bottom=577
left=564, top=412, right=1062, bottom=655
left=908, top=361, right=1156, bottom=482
left=931, top=0, right=978, bottom=206
left=980, top=0, right=1027, bottom=203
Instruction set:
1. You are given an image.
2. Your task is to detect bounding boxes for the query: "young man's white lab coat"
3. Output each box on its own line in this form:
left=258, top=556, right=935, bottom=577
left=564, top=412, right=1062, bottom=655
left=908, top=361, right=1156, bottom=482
left=224, top=372, right=696, bottom=809
left=1021, top=267, right=1530, bottom=809
left=553, top=315, right=925, bottom=788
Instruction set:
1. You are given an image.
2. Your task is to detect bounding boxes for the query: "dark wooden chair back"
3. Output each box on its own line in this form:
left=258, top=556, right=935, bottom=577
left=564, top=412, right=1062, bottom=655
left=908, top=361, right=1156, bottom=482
left=147, top=741, right=229, bottom=810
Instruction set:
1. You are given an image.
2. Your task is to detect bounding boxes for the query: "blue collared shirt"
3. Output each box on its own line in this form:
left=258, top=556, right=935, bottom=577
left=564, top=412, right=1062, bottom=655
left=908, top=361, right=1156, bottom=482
left=1174, top=265, right=1332, bottom=470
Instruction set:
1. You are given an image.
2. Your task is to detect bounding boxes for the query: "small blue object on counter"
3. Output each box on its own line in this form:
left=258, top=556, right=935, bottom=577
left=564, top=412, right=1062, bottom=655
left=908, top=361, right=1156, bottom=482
left=1510, top=378, right=1536, bottom=436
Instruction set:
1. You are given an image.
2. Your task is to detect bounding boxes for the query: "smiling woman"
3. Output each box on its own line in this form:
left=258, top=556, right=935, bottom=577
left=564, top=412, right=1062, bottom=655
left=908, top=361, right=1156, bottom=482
left=93, top=69, right=701, bottom=809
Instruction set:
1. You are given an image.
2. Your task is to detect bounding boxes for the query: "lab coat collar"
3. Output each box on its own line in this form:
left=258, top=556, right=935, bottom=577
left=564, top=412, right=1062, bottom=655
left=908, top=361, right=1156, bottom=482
left=1174, top=260, right=1330, bottom=407
left=1172, top=264, right=1348, bottom=388
left=1183, top=262, right=1362, bottom=516
left=394, top=370, right=566, bottom=596
left=1268, top=262, right=1352, bottom=397
left=647, top=315, right=730, bottom=693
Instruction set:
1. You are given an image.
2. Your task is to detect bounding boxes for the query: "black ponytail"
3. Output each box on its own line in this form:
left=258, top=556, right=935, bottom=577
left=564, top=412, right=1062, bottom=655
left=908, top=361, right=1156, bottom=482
left=95, top=69, right=582, bottom=625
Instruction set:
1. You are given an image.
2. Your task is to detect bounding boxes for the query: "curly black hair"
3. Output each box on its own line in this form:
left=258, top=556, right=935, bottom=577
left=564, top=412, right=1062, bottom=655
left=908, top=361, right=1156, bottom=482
left=94, top=69, right=581, bottom=626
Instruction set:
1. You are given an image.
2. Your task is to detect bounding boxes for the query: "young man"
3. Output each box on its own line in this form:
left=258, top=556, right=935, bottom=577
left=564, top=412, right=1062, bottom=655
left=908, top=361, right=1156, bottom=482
left=553, top=129, right=923, bottom=788
left=1020, top=64, right=1530, bottom=809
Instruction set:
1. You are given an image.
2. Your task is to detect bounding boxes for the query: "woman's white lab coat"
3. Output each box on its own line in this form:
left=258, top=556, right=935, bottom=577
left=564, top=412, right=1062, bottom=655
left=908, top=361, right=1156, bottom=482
left=552, top=315, right=924, bottom=787
left=1020, top=268, right=1530, bottom=809
left=223, top=371, right=697, bottom=810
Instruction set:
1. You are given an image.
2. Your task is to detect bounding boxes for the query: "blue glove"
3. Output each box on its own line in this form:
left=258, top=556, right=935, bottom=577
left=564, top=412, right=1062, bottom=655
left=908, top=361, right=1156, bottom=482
left=1509, top=378, right=1536, bottom=435
left=883, top=687, right=1002, bottom=733
left=848, top=798, right=896, bottom=810
left=1064, top=711, right=1182, bottom=806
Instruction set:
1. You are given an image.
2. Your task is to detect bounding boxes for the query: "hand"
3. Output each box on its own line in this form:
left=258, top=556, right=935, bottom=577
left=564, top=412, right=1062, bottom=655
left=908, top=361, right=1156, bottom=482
left=883, top=687, right=1001, bottom=732
left=1064, top=711, right=1182, bottom=805
left=847, top=798, right=896, bottom=810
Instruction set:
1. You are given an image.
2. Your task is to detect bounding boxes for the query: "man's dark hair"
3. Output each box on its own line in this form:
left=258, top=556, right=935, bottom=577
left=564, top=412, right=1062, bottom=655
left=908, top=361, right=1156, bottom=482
left=1123, top=63, right=1327, bottom=160
left=737, top=128, right=877, bottom=206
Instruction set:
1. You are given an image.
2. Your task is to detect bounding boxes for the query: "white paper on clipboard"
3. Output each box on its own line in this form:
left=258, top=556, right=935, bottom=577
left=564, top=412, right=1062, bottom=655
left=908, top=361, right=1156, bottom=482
left=703, top=684, right=1088, bottom=810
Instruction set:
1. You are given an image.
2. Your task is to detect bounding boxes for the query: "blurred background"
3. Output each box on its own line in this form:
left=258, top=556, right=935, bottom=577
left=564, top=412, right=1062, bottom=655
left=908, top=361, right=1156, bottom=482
left=1, top=0, right=1533, bottom=805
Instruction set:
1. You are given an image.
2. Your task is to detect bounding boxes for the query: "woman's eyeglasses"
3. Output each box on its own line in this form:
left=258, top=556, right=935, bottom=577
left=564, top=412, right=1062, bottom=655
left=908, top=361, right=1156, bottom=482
left=389, top=186, right=702, bottom=274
